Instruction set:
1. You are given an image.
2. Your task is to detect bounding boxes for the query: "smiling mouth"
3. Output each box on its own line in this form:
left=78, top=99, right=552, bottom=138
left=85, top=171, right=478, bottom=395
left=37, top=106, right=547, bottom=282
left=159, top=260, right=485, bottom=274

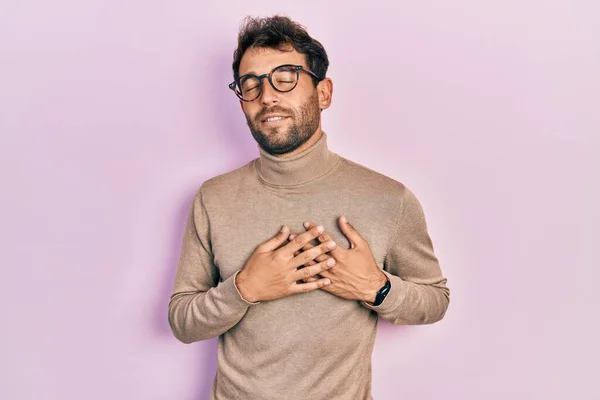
left=261, top=115, right=289, bottom=123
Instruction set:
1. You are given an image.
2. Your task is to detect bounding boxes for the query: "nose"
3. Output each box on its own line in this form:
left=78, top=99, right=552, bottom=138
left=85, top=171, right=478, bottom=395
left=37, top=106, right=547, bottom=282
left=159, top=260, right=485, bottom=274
left=259, top=78, right=279, bottom=106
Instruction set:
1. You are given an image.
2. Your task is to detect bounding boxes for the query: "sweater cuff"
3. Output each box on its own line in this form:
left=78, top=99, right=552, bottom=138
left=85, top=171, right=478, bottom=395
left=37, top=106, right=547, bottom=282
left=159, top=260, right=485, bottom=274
left=232, top=270, right=261, bottom=305
left=360, top=270, right=406, bottom=313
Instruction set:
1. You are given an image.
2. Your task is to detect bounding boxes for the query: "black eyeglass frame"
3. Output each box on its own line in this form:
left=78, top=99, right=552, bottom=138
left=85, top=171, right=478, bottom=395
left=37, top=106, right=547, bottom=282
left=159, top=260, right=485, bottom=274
left=229, top=64, right=322, bottom=102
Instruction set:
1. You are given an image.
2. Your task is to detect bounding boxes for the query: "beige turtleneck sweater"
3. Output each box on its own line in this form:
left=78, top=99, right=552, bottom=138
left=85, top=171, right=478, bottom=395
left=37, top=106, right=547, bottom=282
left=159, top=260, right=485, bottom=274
left=168, top=132, right=450, bottom=400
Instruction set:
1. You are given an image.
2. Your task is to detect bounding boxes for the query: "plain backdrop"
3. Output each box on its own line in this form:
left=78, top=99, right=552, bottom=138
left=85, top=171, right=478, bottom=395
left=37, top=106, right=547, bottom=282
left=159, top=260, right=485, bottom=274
left=1, top=0, right=599, bottom=399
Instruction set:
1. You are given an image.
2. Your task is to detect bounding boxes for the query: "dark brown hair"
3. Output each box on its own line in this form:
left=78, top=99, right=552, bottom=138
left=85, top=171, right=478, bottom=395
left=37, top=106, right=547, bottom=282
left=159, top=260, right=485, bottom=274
left=231, top=15, right=329, bottom=85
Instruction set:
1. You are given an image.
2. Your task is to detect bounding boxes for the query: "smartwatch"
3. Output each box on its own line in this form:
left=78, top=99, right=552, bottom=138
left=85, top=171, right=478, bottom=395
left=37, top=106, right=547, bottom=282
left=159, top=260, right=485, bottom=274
left=372, top=278, right=391, bottom=306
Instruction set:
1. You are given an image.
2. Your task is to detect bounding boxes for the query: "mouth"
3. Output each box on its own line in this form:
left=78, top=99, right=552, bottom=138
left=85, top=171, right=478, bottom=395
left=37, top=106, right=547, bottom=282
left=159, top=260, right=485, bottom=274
left=260, top=114, right=289, bottom=124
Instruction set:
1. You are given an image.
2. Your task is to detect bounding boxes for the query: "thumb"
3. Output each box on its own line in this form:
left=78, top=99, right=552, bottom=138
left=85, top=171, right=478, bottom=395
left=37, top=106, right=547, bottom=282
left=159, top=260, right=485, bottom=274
left=260, top=225, right=290, bottom=252
left=338, top=216, right=361, bottom=250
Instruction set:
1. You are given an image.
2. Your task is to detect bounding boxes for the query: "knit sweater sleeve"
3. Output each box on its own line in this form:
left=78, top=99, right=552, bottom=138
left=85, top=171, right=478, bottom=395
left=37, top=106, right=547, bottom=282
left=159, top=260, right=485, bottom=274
left=361, top=186, right=450, bottom=324
left=168, top=188, right=255, bottom=344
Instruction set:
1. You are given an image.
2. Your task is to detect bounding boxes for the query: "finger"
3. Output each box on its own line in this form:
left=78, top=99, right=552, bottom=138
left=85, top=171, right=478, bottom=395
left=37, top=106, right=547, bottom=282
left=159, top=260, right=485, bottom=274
left=338, top=216, right=362, bottom=250
left=296, top=277, right=319, bottom=284
left=299, top=258, right=322, bottom=268
left=317, top=269, right=333, bottom=280
left=290, top=233, right=322, bottom=266
left=290, top=240, right=336, bottom=268
left=259, top=225, right=291, bottom=252
left=297, top=250, right=330, bottom=267
left=289, top=233, right=316, bottom=252
left=297, top=259, right=318, bottom=270
left=302, top=221, right=323, bottom=247
left=291, top=277, right=332, bottom=294
left=304, top=220, right=346, bottom=257
left=303, top=221, right=318, bottom=230
left=293, top=257, right=336, bottom=281
left=294, top=246, right=315, bottom=267
left=301, top=276, right=320, bottom=283
left=278, top=225, right=324, bottom=257
left=289, top=231, right=319, bottom=250
left=302, top=222, right=335, bottom=262
left=313, top=253, right=329, bottom=263
left=315, top=232, right=345, bottom=258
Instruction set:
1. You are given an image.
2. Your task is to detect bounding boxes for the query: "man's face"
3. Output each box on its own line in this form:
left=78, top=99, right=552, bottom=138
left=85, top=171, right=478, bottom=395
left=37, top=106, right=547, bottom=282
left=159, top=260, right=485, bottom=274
left=238, top=47, right=322, bottom=156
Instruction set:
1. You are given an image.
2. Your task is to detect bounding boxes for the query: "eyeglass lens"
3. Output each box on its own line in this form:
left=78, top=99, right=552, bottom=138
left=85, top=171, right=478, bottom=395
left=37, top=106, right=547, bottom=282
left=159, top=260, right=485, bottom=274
left=237, top=66, right=298, bottom=100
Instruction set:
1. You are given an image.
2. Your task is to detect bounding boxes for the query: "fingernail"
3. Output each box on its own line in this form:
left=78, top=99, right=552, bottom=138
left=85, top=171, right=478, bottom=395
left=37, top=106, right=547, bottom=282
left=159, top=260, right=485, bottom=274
left=281, top=225, right=288, bottom=232
left=341, top=216, right=348, bottom=224
left=303, top=221, right=310, bottom=228
left=289, top=234, right=296, bottom=240
left=327, top=241, right=336, bottom=249
left=327, top=258, right=335, bottom=266
left=324, top=279, right=331, bottom=285
left=317, top=225, right=324, bottom=233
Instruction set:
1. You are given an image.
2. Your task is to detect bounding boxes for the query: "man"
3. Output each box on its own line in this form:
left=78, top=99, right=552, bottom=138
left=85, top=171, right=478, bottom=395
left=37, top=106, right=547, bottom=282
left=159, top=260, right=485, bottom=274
left=168, top=15, right=450, bottom=400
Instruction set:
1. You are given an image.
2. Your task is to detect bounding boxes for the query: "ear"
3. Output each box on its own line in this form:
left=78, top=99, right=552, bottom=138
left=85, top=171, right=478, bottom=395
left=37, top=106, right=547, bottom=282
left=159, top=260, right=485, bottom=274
left=317, top=78, right=333, bottom=110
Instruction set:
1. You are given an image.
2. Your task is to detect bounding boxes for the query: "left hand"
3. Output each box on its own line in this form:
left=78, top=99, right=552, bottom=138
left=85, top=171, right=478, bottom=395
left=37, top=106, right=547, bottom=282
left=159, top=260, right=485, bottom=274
left=289, top=216, right=388, bottom=303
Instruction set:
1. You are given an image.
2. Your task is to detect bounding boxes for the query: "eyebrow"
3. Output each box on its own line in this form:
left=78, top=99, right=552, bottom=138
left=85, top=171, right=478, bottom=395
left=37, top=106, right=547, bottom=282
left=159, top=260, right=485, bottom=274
left=238, top=64, right=303, bottom=78
left=239, top=65, right=292, bottom=77
left=239, top=68, right=260, bottom=76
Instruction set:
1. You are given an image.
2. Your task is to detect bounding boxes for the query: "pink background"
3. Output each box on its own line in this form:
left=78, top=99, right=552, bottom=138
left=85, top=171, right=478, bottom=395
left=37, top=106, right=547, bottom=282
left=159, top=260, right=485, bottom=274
left=1, top=1, right=599, bottom=399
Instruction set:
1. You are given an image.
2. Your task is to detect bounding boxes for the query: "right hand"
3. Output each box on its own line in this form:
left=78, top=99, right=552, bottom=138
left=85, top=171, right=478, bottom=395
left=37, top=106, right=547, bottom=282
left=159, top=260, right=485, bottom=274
left=235, top=225, right=338, bottom=303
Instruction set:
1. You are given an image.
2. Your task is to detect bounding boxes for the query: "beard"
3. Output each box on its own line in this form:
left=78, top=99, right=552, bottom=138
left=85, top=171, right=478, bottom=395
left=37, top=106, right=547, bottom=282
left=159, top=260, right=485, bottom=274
left=244, top=90, right=321, bottom=156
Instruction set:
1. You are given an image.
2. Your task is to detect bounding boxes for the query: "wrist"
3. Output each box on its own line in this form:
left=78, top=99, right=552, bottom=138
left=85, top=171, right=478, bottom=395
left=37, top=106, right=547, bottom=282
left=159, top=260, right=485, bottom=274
left=235, top=270, right=258, bottom=303
left=365, top=271, right=388, bottom=303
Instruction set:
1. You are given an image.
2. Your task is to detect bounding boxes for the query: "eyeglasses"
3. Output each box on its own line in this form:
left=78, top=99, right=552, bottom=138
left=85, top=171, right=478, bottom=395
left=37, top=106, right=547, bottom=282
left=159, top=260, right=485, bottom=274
left=229, top=64, right=321, bottom=102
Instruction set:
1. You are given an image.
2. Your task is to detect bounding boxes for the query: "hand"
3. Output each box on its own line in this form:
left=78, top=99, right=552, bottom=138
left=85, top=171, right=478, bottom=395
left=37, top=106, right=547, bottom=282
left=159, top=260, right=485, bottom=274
left=290, top=217, right=387, bottom=303
left=235, top=225, right=338, bottom=303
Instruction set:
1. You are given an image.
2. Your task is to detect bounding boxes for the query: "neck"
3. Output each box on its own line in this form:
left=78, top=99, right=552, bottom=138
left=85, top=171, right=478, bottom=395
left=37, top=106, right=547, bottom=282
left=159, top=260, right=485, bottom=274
left=255, top=130, right=340, bottom=187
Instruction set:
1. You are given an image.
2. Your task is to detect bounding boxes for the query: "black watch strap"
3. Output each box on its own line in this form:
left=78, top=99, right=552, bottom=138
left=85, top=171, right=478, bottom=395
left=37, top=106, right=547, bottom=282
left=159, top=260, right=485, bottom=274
left=372, top=278, right=391, bottom=306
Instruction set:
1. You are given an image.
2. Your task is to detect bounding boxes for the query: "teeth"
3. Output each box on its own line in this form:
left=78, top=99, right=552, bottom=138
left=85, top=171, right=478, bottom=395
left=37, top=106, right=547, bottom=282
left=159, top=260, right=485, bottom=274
left=266, top=116, right=283, bottom=122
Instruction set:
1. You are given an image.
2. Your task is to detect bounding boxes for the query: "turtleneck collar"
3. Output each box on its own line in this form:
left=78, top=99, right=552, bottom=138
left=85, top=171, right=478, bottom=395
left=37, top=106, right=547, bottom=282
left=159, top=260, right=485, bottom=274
left=255, top=131, right=340, bottom=187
